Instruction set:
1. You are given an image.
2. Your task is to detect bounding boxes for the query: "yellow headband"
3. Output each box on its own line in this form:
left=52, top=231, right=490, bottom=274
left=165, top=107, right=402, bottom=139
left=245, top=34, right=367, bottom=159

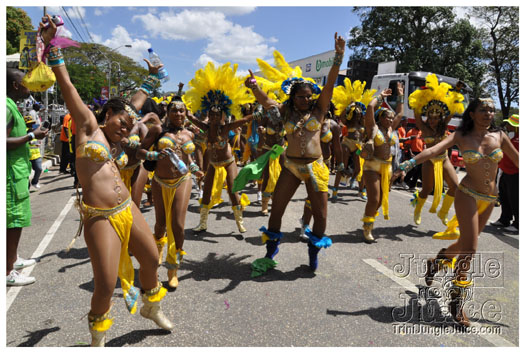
left=124, top=104, right=139, bottom=124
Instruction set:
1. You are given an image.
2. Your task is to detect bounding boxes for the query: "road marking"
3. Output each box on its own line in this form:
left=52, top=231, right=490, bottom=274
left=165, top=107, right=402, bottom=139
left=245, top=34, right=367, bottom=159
left=7, top=196, right=76, bottom=311
left=363, top=258, right=516, bottom=347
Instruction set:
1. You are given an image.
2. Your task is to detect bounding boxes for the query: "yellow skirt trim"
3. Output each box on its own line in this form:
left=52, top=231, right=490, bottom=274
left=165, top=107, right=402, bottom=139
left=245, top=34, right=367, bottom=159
left=429, top=158, right=444, bottom=213
left=264, top=154, right=282, bottom=194
left=156, top=174, right=191, bottom=266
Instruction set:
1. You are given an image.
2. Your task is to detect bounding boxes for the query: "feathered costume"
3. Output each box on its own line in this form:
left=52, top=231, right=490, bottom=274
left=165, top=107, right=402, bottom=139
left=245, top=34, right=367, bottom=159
left=408, top=74, right=465, bottom=225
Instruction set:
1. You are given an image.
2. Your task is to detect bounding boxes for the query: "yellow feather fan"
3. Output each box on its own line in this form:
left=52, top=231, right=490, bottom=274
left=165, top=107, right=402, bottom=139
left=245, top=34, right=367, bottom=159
left=408, top=73, right=465, bottom=117
left=183, top=62, right=252, bottom=120
left=332, top=77, right=377, bottom=117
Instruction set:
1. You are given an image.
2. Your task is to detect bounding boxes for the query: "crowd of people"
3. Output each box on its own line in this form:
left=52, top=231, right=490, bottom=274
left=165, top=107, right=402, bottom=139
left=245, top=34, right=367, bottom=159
left=6, top=16, right=519, bottom=346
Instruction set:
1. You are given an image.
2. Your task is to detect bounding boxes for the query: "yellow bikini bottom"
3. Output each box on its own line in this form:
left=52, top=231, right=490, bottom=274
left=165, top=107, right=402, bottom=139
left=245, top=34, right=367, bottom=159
left=283, top=155, right=329, bottom=192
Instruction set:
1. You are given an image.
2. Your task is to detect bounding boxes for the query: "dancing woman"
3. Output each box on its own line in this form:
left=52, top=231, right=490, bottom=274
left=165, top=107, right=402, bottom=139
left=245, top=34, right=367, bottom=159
left=361, top=82, right=404, bottom=243
left=245, top=33, right=346, bottom=274
left=331, top=79, right=376, bottom=200
left=300, top=104, right=343, bottom=239
left=407, top=74, right=465, bottom=225
left=137, top=99, right=203, bottom=288
left=183, top=62, right=254, bottom=234
left=395, top=98, right=518, bottom=326
left=40, top=16, right=173, bottom=346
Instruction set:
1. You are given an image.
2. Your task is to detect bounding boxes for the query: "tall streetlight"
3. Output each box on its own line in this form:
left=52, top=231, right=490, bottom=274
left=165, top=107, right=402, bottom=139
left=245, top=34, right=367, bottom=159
left=107, top=44, right=132, bottom=98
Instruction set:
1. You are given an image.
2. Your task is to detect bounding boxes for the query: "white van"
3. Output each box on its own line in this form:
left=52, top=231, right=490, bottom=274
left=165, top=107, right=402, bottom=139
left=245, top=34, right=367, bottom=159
left=370, top=71, right=473, bottom=130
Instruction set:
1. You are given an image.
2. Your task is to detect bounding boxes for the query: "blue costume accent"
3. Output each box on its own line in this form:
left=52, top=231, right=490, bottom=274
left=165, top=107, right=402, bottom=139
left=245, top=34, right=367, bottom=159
left=259, top=226, right=282, bottom=259
left=124, top=286, right=139, bottom=313
left=304, top=227, right=332, bottom=271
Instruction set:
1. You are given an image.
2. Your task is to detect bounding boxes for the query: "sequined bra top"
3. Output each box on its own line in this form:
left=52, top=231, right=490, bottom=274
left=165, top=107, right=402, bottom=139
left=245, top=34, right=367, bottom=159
left=76, top=141, right=128, bottom=169
left=320, top=123, right=333, bottom=143
left=423, top=134, right=447, bottom=145
left=284, top=115, right=322, bottom=135
left=462, top=148, right=503, bottom=164
left=158, top=136, right=195, bottom=154
left=374, top=129, right=396, bottom=146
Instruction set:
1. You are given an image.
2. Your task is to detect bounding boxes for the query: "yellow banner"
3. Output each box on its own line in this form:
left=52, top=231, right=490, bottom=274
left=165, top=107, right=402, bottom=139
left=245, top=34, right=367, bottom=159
left=19, top=30, right=38, bottom=70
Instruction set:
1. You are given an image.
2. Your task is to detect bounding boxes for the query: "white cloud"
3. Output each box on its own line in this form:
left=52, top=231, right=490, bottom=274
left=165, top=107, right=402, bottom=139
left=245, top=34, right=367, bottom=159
left=196, top=54, right=219, bottom=69
left=205, top=23, right=275, bottom=64
left=97, top=25, right=152, bottom=64
left=132, top=9, right=231, bottom=41
left=201, top=7, right=256, bottom=16
left=132, top=8, right=275, bottom=65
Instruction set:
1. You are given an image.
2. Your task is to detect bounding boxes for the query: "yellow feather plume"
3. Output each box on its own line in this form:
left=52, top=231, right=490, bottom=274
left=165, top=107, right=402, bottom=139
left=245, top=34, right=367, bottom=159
left=255, top=50, right=319, bottom=100
left=332, top=77, right=377, bottom=116
left=408, top=73, right=465, bottom=116
left=183, top=62, right=252, bottom=120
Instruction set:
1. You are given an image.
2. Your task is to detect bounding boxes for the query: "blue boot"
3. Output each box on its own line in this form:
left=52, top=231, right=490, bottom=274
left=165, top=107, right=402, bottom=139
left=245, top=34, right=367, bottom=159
left=265, top=240, right=280, bottom=259
left=307, top=242, right=321, bottom=271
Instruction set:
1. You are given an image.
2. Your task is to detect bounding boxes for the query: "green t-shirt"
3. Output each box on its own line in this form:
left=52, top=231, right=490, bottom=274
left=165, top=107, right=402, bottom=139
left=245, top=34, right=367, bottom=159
left=7, top=97, right=31, bottom=180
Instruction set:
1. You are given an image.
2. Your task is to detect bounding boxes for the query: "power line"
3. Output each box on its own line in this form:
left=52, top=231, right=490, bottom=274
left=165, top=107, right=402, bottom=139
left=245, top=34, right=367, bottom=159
left=61, top=6, right=87, bottom=43
left=73, top=6, right=95, bottom=44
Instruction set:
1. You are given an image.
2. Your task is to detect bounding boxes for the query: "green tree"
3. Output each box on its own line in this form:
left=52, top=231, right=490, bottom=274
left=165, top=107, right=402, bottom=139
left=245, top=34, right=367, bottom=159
left=57, top=43, right=148, bottom=103
left=7, top=7, right=34, bottom=55
left=470, top=7, right=519, bottom=117
left=347, top=7, right=487, bottom=97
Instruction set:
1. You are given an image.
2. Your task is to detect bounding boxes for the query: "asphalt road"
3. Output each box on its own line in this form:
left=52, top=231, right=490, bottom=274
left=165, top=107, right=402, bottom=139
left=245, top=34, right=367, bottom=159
left=5, top=164, right=519, bottom=347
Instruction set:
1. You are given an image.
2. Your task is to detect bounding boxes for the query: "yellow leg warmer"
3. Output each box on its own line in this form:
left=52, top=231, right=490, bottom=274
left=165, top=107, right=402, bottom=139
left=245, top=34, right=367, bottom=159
left=362, top=216, right=375, bottom=243
left=193, top=205, right=209, bottom=232
left=233, top=205, right=247, bottom=233
left=88, top=309, right=113, bottom=347
left=414, top=196, right=427, bottom=225
left=433, top=200, right=491, bottom=240
left=437, top=193, right=455, bottom=226
left=140, top=282, right=174, bottom=331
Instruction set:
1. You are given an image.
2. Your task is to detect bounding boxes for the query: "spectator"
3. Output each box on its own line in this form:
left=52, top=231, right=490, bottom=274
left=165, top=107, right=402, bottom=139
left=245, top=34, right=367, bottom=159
left=491, top=115, right=519, bottom=233
left=24, top=115, right=43, bottom=189
left=28, top=103, right=41, bottom=125
left=69, top=117, right=79, bottom=188
left=59, top=113, right=73, bottom=174
left=393, top=116, right=410, bottom=189
left=404, top=125, right=424, bottom=191
left=6, top=68, right=48, bottom=286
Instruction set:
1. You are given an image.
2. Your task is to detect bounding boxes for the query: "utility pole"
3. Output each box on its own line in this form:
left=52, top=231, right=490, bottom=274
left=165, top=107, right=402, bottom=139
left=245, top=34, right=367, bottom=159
left=43, top=6, right=49, bottom=155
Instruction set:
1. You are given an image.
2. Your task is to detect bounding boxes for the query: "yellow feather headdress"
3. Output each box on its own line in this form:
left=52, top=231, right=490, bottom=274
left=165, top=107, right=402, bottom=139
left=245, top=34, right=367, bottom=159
left=408, top=73, right=465, bottom=117
left=253, top=50, right=321, bottom=100
left=332, top=77, right=377, bottom=118
left=183, top=62, right=252, bottom=120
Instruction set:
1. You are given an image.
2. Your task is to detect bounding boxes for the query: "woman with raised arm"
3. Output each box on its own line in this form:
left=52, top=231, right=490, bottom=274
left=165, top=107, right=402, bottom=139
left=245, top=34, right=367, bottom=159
left=361, top=82, right=404, bottom=243
left=39, top=16, right=173, bottom=346
left=136, top=98, right=203, bottom=289
left=407, top=74, right=465, bottom=226
left=246, top=33, right=345, bottom=275
left=331, top=78, right=376, bottom=200
left=183, top=62, right=253, bottom=234
left=394, top=98, right=518, bottom=327
left=300, top=103, right=343, bottom=239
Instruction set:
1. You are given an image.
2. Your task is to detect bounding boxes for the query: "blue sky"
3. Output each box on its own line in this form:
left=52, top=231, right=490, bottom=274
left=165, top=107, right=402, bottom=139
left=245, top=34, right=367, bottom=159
left=17, top=5, right=360, bottom=93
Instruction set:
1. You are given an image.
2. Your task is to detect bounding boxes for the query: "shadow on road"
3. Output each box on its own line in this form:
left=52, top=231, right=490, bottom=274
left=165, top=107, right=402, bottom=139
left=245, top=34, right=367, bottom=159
left=331, top=225, right=430, bottom=244
left=326, top=286, right=508, bottom=328
left=178, top=252, right=315, bottom=294
left=17, top=326, right=60, bottom=347
left=104, top=328, right=171, bottom=347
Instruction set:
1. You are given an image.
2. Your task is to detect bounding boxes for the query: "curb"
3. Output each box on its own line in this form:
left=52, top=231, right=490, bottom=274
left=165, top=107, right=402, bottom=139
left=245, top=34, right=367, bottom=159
left=30, top=154, right=60, bottom=180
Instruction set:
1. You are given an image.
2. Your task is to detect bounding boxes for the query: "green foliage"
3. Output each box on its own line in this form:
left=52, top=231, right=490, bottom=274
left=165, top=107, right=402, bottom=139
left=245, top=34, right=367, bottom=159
left=59, top=43, right=148, bottom=103
left=470, top=7, right=519, bottom=117
left=347, top=7, right=487, bottom=97
left=7, top=7, right=34, bottom=55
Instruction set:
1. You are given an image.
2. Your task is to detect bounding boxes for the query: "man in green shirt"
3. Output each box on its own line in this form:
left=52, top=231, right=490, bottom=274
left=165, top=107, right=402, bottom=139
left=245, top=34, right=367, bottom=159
left=6, top=68, right=48, bottom=286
